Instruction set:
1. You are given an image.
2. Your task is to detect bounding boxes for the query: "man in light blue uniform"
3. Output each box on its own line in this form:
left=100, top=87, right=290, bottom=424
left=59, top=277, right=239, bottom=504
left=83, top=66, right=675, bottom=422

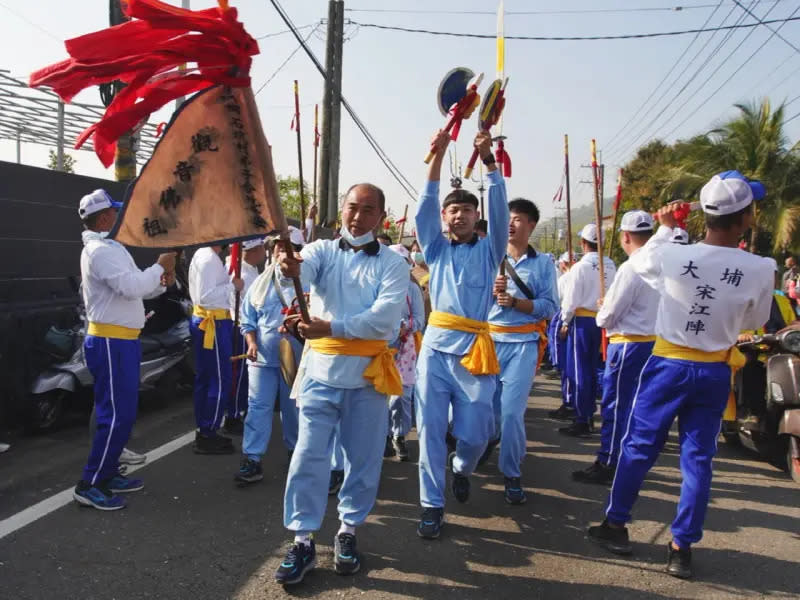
left=415, top=130, right=508, bottom=539
left=488, top=198, right=558, bottom=504
left=274, top=183, right=409, bottom=585
left=385, top=244, right=426, bottom=461
left=573, top=211, right=658, bottom=485
left=233, top=231, right=306, bottom=485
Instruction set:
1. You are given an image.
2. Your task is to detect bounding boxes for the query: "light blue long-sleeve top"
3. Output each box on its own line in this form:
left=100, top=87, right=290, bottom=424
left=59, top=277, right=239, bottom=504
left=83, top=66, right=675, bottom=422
left=488, top=247, right=559, bottom=343
left=240, top=265, right=303, bottom=368
left=287, top=238, right=410, bottom=389
left=415, top=169, right=509, bottom=356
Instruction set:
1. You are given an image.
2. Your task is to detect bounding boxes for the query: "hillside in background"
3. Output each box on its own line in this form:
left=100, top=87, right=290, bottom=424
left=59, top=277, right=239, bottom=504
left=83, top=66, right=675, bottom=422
left=531, top=195, right=613, bottom=255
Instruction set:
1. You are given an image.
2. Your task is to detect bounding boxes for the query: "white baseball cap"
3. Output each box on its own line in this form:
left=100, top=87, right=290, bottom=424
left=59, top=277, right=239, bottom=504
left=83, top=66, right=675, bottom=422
left=700, top=170, right=766, bottom=216
left=670, top=228, right=689, bottom=245
left=558, top=252, right=570, bottom=264
left=579, top=223, right=598, bottom=243
left=288, top=226, right=305, bottom=247
left=78, top=189, right=121, bottom=219
left=619, top=210, right=654, bottom=232
left=242, top=237, right=265, bottom=251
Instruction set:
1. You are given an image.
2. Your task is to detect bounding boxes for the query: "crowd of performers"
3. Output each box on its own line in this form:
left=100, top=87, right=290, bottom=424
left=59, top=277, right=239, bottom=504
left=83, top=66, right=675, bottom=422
left=73, top=130, right=775, bottom=585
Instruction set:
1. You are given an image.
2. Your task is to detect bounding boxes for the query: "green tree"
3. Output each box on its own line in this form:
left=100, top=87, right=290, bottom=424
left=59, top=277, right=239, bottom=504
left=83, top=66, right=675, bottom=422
left=47, top=149, right=76, bottom=173
left=277, top=175, right=310, bottom=222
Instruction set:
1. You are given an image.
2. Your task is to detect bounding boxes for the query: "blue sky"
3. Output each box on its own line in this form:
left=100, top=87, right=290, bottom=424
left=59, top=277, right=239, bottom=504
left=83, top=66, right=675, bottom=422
left=1, top=0, right=799, bottom=225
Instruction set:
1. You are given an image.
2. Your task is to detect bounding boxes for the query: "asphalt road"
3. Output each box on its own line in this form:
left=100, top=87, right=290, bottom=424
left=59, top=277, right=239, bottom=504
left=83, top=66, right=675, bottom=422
left=0, top=375, right=798, bottom=600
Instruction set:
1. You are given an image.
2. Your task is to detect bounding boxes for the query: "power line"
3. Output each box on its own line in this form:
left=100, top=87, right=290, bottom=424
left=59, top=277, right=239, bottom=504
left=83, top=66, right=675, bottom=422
left=603, top=1, right=726, bottom=150
left=662, top=3, right=800, bottom=139
left=344, top=2, right=784, bottom=17
left=346, top=15, right=800, bottom=41
left=607, top=0, right=774, bottom=162
left=732, top=0, right=800, bottom=53
left=604, top=0, right=753, bottom=158
left=784, top=109, right=800, bottom=124
left=254, top=24, right=320, bottom=95
left=255, top=22, right=317, bottom=40
left=0, top=1, right=60, bottom=41
left=268, top=0, right=418, bottom=201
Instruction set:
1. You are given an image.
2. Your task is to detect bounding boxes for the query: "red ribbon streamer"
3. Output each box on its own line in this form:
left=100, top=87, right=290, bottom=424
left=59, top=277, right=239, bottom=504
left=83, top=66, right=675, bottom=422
left=29, top=0, right=259, bottom=167
left=495, top=139, right=512, bottom=177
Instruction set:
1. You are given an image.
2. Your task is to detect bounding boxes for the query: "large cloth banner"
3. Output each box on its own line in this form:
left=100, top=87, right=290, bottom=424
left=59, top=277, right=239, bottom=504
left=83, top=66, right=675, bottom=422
left=110, top=85, right=285, bottom=248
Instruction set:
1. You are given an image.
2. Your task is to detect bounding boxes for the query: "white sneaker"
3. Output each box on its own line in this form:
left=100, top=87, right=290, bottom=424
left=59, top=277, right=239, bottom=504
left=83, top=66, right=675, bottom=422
left=0, top=443, right=9, bottom=454
left=119, top=447, right=146, bottom=465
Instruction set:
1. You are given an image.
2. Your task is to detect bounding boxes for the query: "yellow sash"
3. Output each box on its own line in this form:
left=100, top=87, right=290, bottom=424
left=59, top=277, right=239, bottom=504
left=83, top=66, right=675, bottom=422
left=575, top=308, right=598, bottom=318
left=489, top=320, right=549, bottom=372
left=652, top=336, right=745, bottom=369
left=193, top=306, right=231, bottom=350
left=428, top=310, right=499, bottom=375
left=87, top=322, right=140, bottom=340
left=608, top=334, right=657, bottom=345
left=308, top=338, right=402, bottom=396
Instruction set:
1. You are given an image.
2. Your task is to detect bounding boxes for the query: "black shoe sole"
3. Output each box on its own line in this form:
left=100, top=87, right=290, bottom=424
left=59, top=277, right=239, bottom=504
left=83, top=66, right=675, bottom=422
left=275, top=557, right=317, bottom=586
left=234, top=474, right=264, bottom=485
left=666, top=567, right=693, bottom=579
left=416, top=527, right=441, bottom=540
left=572, top=472, right=613, bottom=485
left=193, top=443, right=235, bottom=455
left=334, top=560, right=361, bottom=576
left=588, top=531, right=633, bottom=555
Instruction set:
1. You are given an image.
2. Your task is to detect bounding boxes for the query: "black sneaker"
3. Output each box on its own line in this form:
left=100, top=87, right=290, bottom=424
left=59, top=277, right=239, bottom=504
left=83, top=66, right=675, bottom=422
left=328, top=469, right=344, bottom=496
left=334, top=533, right=361, bottom=575
left=384, top=435, right=396, bottom=458
left=417, top=507, right=444, bottom=539
left=587, top=519, right=632, bottom=555
left=477, top=437, right=500, bottom=466
left=572, top=461, right=614, bottom=485
left=234, top=457, right=263, bottom=485
left=548, top=405, right=575, bottom=420
left=274, top=540, right=316, bottom=585
left=558, top=421, right=592, bottom=438
left=666, top=542, right=693, bottom=579
left=392, top=436, right=409, bottom=461
left=223, top=416, right=244, bottom=436
left=504, top=477, right=527, bottom=505
left=449, top=451, right=470, bottom=503
left=193, top=432, right=235, bottom=455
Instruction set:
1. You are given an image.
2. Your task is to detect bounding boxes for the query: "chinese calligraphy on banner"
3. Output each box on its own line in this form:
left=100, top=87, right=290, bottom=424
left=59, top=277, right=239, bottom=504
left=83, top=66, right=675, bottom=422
left=109, top=85, right=286, bottom=248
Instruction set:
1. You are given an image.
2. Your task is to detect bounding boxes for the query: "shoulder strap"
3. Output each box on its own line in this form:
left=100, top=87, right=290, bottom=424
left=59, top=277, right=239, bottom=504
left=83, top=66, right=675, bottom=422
left=503, top=257, right=535, bottom=300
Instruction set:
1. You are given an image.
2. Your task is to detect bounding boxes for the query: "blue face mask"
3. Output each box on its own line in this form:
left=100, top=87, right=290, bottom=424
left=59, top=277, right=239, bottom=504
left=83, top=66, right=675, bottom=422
left=339, top=225, right=375, bottom=247
left=412, top=251, right=424, bottom=264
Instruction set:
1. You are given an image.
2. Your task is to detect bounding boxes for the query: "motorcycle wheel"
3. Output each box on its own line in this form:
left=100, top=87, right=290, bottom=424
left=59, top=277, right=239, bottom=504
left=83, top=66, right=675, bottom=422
left=787, top=440, right=800, bottom=485
left=26, top=390, right=68, bottom=434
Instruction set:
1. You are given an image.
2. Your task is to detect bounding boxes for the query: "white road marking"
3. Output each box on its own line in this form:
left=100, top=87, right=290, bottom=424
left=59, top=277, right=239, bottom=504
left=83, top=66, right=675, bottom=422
left=0, top=430, right=195, bottom=541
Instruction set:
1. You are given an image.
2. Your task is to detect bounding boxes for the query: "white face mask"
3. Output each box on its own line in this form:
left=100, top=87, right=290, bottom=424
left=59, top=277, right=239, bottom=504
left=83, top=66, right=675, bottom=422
left=339, top=225, right=375, bottom=247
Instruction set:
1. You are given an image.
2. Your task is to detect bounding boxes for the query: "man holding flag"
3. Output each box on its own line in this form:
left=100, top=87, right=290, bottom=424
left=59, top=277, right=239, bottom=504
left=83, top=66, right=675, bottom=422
left=558, top=224, right=616, bottom=437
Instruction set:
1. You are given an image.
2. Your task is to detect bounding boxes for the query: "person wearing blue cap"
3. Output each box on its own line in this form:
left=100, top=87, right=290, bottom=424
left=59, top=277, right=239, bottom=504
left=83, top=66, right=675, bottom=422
left=73, top=189, right=176, bottom=510
left=558, top=224, right=616, bottom=437
left=488, top=198, right=558, bottom=504
left=588, top=171, right=774, bottom=579
left=573, top=210, right=659, bottom=485
left=414, top=130, right=508, bottom=540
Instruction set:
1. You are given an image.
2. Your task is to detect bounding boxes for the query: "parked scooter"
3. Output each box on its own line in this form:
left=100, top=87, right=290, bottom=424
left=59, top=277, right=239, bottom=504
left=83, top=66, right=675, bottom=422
left=27, top=311, right=192, bottom=433
left=728, top=329, right=800, bottom=483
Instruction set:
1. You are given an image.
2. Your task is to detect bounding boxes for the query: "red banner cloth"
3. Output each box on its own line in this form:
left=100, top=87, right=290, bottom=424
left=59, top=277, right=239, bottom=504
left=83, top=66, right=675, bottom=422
left=29, top=0, right=259, bottom=167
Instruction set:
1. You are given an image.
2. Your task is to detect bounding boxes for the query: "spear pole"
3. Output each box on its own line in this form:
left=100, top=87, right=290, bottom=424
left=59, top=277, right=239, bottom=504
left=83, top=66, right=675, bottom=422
left=564, top=134, right=573, bottom=264
left=293, top=80, right=306, bottom=225
left=607, top=169, right=623, bottom=258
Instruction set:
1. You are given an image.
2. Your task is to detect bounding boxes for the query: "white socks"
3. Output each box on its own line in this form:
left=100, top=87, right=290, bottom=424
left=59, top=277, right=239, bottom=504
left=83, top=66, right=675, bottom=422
left=338, top=523, right=355, bottom=536
left=294, top=533, right=312, bottom=547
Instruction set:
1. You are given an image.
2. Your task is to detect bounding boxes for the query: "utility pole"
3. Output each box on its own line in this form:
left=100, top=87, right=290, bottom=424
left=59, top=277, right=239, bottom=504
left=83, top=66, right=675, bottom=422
left=16, top=126, right=21, bottom=164
left=318, top=0, right=344, bottom=227
left=109, top=0, right=137, bottom=182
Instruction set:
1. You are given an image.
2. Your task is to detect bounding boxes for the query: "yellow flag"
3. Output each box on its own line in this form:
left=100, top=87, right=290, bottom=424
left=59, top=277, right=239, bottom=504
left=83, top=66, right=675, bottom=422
left=496, top=0, right=505, bottom=79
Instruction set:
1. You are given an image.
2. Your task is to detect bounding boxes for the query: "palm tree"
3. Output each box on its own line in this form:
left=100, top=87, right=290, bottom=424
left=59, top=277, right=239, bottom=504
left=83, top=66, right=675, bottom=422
left=659, top=99, right=800, bottom=253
